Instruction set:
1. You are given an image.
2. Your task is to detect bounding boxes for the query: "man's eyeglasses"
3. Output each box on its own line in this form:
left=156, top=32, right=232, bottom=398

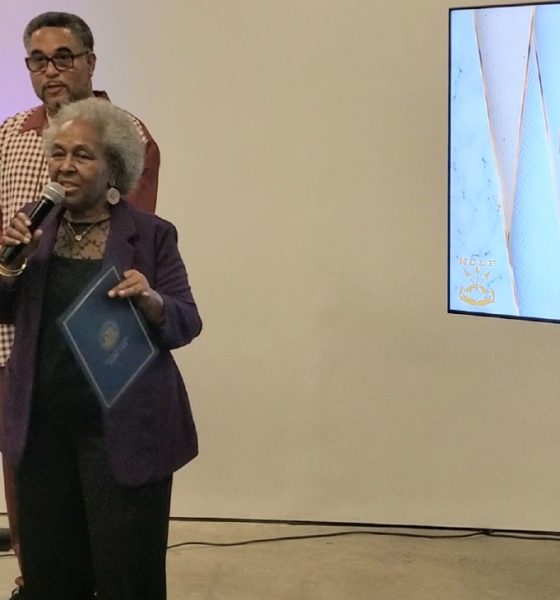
left=24, top=51, right=90, bottom=73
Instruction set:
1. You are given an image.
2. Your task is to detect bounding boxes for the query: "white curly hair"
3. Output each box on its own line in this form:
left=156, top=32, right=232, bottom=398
left=43, top=97, right=144, bottom=195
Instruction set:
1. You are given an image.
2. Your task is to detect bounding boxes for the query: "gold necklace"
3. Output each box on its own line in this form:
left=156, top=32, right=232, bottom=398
left=64, top=220, right=98, bottom=242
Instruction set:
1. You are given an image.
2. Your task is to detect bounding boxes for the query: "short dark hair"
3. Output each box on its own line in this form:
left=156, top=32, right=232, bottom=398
left=23, top=12, right=94, bottom=51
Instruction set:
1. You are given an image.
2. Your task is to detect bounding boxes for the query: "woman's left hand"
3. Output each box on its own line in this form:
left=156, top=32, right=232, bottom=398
left=108, top=269, right=164, bottom=326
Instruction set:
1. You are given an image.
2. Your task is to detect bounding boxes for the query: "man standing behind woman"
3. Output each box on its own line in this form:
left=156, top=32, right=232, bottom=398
left=0, top=11, right=160, bottom=597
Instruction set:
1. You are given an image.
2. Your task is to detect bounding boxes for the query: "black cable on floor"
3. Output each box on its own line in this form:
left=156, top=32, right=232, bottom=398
left=485, top=530, right=560, bottom=542
left=1, top=521, right=559, bottom=558
left=166, top=525, right=560, bottom=550
left=166, top=529, right=485, bottom=550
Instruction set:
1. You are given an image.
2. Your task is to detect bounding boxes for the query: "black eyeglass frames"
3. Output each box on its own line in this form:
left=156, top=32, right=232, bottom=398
left=25, top=51, right=90, bottom=73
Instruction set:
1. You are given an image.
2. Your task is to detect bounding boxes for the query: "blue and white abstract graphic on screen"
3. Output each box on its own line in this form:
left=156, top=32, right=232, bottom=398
left=449, top=4, right=560, bottom=322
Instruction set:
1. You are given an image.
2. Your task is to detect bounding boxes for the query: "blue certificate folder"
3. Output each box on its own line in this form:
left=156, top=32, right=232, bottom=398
left=58, top=264, right=158, bottom=410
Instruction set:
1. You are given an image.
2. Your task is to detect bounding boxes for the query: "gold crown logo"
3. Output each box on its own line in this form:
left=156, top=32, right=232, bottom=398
left=458, top=262, right=496, bottom=306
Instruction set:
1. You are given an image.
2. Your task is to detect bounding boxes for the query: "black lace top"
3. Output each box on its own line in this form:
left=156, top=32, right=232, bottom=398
left=32, top=217, right=110, bottom=426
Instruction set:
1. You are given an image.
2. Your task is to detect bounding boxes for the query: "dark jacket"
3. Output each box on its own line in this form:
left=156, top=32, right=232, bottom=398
left=0, top=201, right=202, bottom=486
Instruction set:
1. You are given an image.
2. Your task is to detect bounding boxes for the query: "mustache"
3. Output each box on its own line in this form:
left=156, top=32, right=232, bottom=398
left=42, top=82, right=69, bottom=94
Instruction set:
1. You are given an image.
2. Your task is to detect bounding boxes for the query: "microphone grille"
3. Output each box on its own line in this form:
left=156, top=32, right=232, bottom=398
left=42, top=182, right=65, bottom=204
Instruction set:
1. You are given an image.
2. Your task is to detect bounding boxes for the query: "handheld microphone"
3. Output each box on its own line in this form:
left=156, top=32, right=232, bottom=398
left=0, top=181, right=65, bottom=265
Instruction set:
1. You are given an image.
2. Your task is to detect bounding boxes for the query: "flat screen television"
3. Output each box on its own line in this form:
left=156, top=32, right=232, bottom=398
left=448, top=2, right=560, bottom=322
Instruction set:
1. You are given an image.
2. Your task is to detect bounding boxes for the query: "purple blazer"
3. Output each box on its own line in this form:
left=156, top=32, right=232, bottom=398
left=0, top=201, right=202, bottom=486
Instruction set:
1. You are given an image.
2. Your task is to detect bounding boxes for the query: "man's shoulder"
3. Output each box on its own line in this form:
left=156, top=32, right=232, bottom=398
left=0, top=106, right=41, bottom=134
left=127, top=113, right=151, bottom=145
left=95, top=90, right=153, bottom=146
left=120, top=109, right=157, bottom=146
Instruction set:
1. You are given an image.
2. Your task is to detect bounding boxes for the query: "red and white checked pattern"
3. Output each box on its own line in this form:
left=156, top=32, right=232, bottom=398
left=0, top=109, right=50, bottom=366
left=0, top=106, right=150, bottom=366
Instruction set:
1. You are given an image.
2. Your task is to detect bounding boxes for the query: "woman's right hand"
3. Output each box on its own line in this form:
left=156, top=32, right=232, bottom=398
left=0, top=212, right=43, bottom=267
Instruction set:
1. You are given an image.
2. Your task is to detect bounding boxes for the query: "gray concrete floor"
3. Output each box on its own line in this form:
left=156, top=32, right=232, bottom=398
left=0, top=517, right=558, bottom=599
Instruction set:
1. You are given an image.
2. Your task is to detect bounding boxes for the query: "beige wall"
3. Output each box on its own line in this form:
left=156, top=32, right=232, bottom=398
left=1, top=0, right=557, bottom=530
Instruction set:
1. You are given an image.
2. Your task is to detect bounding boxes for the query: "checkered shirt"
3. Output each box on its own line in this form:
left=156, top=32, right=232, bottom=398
left=0, top=108, right=50, bottom=365
left=0, top=95, right=159, bottom=367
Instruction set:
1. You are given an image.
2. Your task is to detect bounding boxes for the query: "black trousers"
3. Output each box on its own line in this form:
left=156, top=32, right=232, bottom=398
left=16, top=415, right=172, bottom=600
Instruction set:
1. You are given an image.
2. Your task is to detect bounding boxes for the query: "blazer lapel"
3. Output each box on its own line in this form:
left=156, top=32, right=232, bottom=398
left=103, top=201, right=138, bottom=275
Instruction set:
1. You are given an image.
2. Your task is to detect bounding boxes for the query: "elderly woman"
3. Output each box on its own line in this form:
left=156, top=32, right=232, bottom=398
left=0, top=98, right=201, bottom=600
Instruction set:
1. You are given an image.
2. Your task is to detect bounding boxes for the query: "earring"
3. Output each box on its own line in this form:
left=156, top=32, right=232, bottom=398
left=106, top=186, right=120, bottom=205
